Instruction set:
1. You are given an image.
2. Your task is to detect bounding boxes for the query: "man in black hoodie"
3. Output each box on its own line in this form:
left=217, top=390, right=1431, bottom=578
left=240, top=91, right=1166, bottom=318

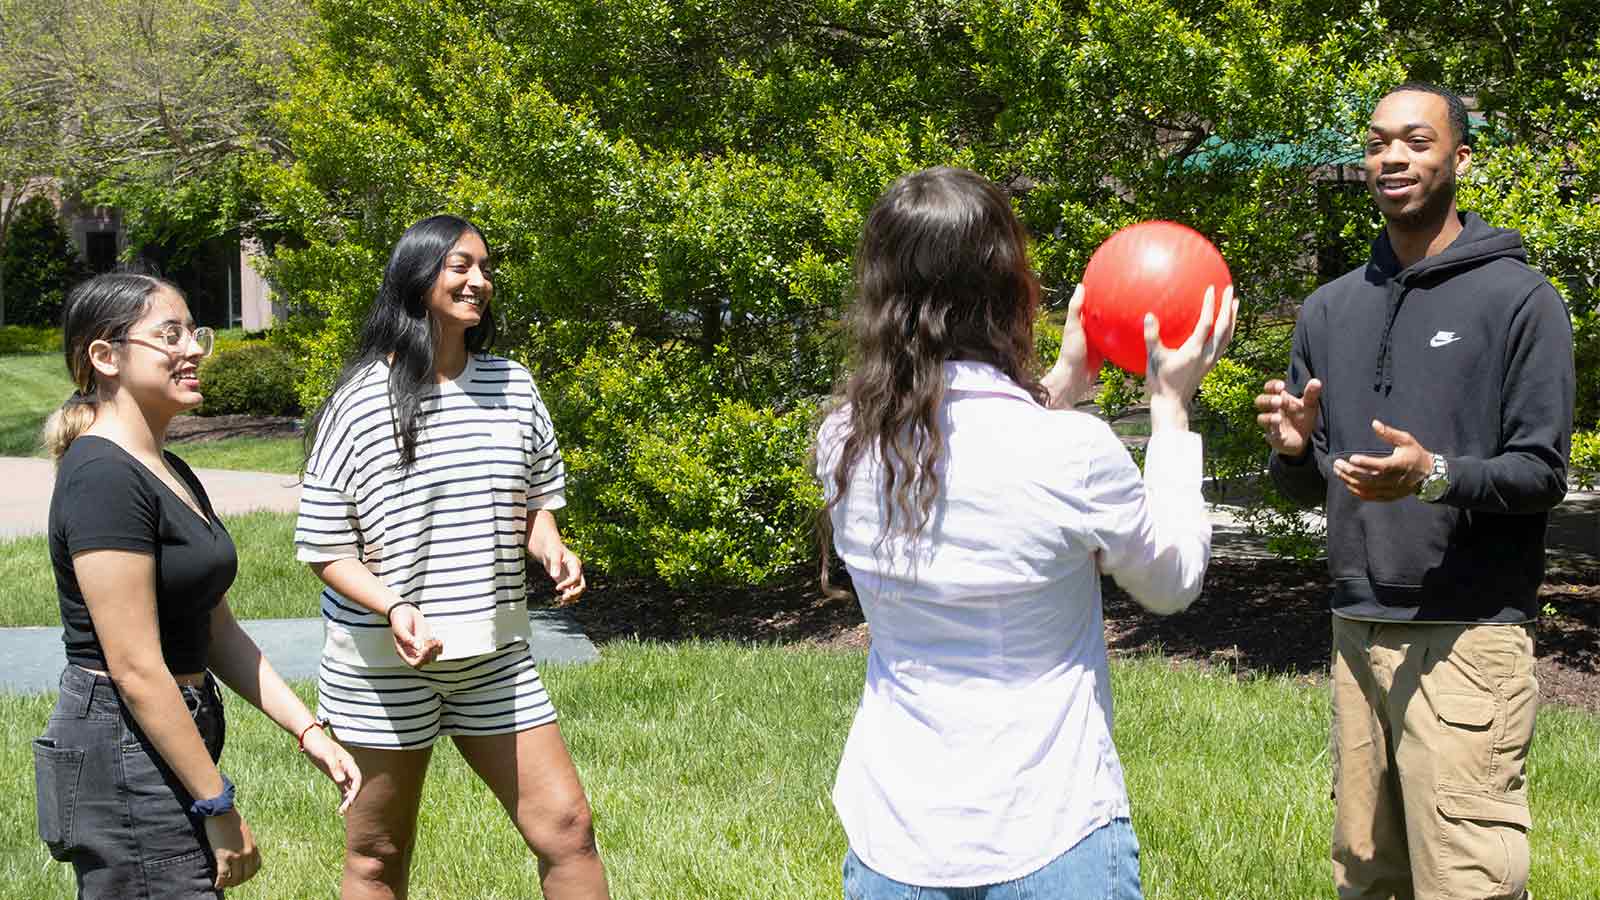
left=1255, top=82, right=1573, bottom=900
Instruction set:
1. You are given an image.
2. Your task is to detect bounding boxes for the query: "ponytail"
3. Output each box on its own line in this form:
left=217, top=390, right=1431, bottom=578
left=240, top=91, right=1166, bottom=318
left=42, top=392, right=98, bottom=462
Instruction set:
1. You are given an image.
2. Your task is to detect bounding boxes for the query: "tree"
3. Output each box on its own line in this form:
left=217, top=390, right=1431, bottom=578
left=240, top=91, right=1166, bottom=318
left=0, top=0, right=69, bottom=325
left=0, top=0, right=309, bottom=282
left=249, top=0, right=1598, bottom=579
left=0, top=194, right=88, bottom=326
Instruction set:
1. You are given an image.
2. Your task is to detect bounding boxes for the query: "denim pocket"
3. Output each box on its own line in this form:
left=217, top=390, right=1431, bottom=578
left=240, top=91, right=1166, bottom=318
left=32, top=737, right=85, bottom=861
left=121, top=741, right=208, bottom=867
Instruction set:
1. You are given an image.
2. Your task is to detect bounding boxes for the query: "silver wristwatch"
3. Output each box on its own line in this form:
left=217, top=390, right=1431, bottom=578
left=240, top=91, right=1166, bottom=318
left=1416, top=453, right=1449, bottom=502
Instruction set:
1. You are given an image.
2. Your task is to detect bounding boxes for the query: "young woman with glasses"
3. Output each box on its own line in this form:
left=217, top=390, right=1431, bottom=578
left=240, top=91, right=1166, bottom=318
left=32, top=272, right=361, bottom=898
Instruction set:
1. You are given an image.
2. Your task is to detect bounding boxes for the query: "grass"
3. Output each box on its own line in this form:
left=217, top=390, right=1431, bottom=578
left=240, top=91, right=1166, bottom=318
left=0, top=353, right=72, bottom=456
left=0, top=511, right=321, bottom=626
left=170, top=435, right=304, bottom=474
left=0, top=350, right=301, bottom=472
left=2, top=645, right=1596, bottom=899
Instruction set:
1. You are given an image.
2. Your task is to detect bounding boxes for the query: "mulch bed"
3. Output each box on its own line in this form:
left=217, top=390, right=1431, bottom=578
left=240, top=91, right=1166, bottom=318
left=557, top=557, right=1600, bottom=714
left=166, top=414, right=303, bottom=443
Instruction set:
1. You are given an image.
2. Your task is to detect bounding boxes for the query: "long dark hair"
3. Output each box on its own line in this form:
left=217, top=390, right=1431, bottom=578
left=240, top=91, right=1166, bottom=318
left=819, top=167, right=1046, bottom=591
left=304, top=214, right=496, bottom=469
left=44, top=273, right=181, bottom=461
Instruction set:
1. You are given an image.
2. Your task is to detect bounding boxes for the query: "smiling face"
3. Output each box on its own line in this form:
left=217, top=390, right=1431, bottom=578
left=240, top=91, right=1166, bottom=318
left=94, top=286, right=207, bottom=414
left=425, top=230, right=494, bottom=333
left=1363, top=90, right=1472, bottom=230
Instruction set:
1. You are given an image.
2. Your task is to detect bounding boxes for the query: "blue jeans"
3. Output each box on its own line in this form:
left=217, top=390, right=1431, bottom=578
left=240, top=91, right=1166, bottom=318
left=842, top=818, right=1142, bottom=900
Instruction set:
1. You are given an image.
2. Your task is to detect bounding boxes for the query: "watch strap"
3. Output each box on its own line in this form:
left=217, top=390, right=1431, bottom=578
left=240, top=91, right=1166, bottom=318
left=1417, top=453, right=1449, bottom=501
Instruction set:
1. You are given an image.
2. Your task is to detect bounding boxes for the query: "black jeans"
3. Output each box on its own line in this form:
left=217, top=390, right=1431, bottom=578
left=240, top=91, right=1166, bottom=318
left=33, top=664, right=227, bottom=899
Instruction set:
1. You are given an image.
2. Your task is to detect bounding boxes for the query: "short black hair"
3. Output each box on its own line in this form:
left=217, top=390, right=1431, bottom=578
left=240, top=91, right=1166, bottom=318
left=1381, top=81, right=1471, bottom=148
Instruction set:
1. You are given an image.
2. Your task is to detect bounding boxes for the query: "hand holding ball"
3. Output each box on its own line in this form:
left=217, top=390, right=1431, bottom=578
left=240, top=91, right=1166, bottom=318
left=1080, top=221, right=1232, bottom=375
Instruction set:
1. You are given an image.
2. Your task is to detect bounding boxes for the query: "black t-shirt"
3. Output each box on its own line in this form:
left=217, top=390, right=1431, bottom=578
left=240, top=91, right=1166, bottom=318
left=48, top=435, right=237, bottom=673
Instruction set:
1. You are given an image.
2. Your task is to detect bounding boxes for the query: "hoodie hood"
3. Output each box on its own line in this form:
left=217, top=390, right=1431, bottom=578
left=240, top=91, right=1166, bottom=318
left=1370, top=212, right=1528, bottom=392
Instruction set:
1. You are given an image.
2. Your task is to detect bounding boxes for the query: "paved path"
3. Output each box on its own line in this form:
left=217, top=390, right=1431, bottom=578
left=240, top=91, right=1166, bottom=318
left=1, top=610, right=599, bottom=694
left=0, top=456, right=300, bottom=539
left=0, top=456, right=597, bottom=692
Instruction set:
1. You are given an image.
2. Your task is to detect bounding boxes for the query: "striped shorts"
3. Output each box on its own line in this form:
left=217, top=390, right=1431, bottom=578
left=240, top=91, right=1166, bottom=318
left=316, top=640, right=557, bottom=750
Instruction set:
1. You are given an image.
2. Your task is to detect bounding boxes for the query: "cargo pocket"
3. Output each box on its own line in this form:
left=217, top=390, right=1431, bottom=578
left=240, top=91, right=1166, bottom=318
left=32, top=737, right=85, bottom=861
left=1431, top=690, right=1497, bottom=787
left=1436, top=787, right=1530, bottom=900
left=1434, top=691, right=1494, bottom=729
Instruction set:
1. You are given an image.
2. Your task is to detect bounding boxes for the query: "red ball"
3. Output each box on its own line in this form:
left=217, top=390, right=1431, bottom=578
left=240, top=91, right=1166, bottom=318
left=1080, top=220, right=1232, bottom=375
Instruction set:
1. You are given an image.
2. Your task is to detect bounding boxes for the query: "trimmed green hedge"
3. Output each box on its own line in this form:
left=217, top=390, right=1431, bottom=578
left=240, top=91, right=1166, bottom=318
left=196, top=343, right=301, bottom=417
left=0, top=325, right=61, bottom=354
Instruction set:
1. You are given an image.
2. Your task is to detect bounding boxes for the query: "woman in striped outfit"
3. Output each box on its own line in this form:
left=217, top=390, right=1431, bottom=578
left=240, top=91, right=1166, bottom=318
left=295, top=215, right=608, bottom=899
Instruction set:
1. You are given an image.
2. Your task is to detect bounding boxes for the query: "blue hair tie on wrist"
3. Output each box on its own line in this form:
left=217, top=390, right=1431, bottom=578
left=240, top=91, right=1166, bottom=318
left=189, top=774, right=236, bottom=817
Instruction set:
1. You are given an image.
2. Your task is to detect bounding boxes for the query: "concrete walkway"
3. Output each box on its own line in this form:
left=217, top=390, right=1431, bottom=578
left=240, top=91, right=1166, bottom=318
left=0, top=455, right=599, bottom=693
left=0, top=456, right=301, bottom=539
left=0, top=609, right=599, bottom=694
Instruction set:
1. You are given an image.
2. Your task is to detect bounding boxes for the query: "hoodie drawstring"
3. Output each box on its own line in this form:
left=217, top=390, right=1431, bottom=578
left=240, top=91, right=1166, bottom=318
left=1374, top=277, right=1408, bottom=393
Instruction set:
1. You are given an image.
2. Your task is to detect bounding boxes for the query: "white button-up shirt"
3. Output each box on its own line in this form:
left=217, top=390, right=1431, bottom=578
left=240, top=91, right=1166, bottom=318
left=816, top=361, right=1211, bottom=887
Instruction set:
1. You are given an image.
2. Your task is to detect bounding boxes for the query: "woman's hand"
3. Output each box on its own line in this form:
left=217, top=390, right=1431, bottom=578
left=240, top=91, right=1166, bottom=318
left=388, top=603, right=443, bottom=668
left=1042, top=284, right=1103, bottom=410
left=1144, top=285, right=1238, bottom=432
left=203, top=810, right=261, bottom=890
left=541, top=544, right=587, bottom=605
left=300, top=726, right=363, bottom=815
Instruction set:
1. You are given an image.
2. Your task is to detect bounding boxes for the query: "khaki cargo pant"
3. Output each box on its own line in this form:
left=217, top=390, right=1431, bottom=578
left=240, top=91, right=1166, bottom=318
left=1330, top=616, right=1537, bottom=900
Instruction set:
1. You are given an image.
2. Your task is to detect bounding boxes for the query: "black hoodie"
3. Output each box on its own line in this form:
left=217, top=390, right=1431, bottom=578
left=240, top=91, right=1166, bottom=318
left=1269, top=212, right=1574, bottom=622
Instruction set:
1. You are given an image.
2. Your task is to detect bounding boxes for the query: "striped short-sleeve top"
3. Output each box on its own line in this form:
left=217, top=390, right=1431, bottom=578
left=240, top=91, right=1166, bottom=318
left=295, top=354, right=566, bottom=665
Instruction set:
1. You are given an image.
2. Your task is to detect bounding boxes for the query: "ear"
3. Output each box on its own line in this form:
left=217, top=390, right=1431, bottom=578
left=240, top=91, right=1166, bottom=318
left=1455, top=141, right=1472, bottom=177
left=87, top=338, right=121, bottom=381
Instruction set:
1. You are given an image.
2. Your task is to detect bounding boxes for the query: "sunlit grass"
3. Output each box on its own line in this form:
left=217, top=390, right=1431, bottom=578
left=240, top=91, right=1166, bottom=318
left=3, top=646, right=1596, bottom=899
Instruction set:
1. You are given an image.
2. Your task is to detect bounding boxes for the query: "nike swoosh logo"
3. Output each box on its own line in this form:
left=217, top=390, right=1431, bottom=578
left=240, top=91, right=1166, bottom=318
left=1429, top=332, right=1462, bottom=348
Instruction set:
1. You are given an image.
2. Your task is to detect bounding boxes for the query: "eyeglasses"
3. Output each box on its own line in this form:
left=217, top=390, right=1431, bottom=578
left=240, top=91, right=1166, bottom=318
left=111, top=324, right=216, bottom=358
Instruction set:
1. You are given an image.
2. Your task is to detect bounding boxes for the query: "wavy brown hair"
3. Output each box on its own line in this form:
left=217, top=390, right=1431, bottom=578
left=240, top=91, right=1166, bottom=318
left=819, top=167, right=1046, bottom=591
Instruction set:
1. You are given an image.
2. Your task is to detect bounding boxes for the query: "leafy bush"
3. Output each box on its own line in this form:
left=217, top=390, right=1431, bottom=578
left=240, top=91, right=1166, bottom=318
left=0, top=325, right=61, bottom=354
left=542, top=331, right=822, bottom=587
left=196, top=343, right=302, bottom=416
left=248, top=0, right=1598, bottom=568
left=1572, top=429, right=1600, bottom=491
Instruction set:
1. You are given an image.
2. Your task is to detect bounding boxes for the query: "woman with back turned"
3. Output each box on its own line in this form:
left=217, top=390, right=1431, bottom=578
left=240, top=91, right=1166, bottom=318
left=816, top=167, right=1237, bottom=898
left=32, top=272, right=361, bottom=898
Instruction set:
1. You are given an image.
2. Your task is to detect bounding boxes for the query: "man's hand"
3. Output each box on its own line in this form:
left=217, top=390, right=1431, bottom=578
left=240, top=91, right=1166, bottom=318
left=1332, top=419, right=1434, bottom=502
left=1254, top=378, right=1323, bottom=458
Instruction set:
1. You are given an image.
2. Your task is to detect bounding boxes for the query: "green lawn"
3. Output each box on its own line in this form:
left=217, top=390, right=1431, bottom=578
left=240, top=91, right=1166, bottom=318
left=1, top=351, right=301, bottom=472
left=171, top=435, right=303, bottom=474
left=0, top=511, right=320, bottom=626
left=2, top=645, right=1596, bottom=899
left=0, top=353, right=71, bottom=456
